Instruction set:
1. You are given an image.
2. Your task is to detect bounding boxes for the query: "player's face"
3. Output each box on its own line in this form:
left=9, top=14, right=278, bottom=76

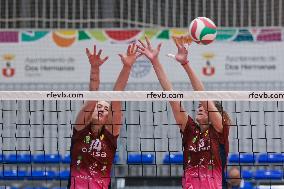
left=195, top=103, right=210, bottom=128
left=92, top=101, right=110, bottom=124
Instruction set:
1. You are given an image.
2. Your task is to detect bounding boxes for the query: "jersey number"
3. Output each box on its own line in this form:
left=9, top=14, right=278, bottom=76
left=89, top=139, right=102, bottom=152
left=93, top=139, right=102, bottom=151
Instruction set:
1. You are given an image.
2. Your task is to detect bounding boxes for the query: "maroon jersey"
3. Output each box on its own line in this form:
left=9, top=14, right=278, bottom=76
left=69, top=124, right=118, bottom=189
left=181, top=116, right=229, bottom=189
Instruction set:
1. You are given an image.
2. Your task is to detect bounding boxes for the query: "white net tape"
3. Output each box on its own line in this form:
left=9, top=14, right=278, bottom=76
left=0, top=91, right=284, bottom=101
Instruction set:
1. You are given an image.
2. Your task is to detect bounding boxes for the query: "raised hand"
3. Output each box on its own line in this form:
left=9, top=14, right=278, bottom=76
left=118, top=43, right=141, bottom=68
left=86, top=45, right=109, bottom=68
left=137, top=36, right=162, bottom=63
left=172, top=36, right=191, bottom=65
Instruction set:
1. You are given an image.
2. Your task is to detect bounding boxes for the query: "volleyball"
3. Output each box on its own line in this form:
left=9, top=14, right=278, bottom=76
left=188, top=17, right=217, bottom=45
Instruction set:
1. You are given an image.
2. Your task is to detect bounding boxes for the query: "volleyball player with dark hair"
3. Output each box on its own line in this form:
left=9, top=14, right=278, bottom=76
left=138, top=36, right=231, bottom=189
left=69, top=44, right=140, bottom=189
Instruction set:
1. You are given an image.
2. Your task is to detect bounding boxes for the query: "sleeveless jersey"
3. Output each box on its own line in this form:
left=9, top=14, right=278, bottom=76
left=181, top=116, right=229, bottom=189
left=69, top=124, right=118, bottom=189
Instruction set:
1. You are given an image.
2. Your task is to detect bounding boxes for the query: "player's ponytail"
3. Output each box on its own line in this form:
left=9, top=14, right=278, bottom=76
left=214, top=101, right=231, bottom=127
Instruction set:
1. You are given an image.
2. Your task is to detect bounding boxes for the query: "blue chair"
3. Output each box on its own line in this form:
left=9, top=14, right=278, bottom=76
left=141, top=154, right=154, bottom=164
left=59, top=170, right=70, bottom=180
left=127, top=154, right=154, bottom=164
left=229, top=154, right=239, bottom=163
left=18, top=170, right=30, bottom=179
left=258, top=153, right=284, bottom=163
left=30, top=170, right=45, bottom=180
left=4, top=170, right=19, bottom=180
left=18, top=154, right=32, bottom=163
left=241, top=170, right=253, bottom=180
left=4, top=154, right=17, bottom=163
left=32, top=154, right=45, bottom=163
left=4, top=154, right=32, bottom=164
left=45, top=154, right=61, bottom=163
left=127, top=154, right=141, bottom=164
left=240, top=154, right=255, bottom=163
left=0, top=170, right=3, bottom=180
left=163, top=153, right=183, bottom=164
left=33, top=154, right=61, bottom=163
left=3, top=170, right=29, bottom=180
left=113, top=153, right=119, bottom=164
left=241, top=181, right=254, bottom=189
left=229, top=153, right=255, bottom=164
left=30, top=170, right=58, bottom=180
left=62, top=154, right=71, bottom=164
left=254, top=170, right=283, bottom=180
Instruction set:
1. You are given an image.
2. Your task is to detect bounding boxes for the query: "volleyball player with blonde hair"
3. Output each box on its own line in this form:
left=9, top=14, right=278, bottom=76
left=138, top=36, right=231, bottom=189
left=69, top=43, right=140, bottom=189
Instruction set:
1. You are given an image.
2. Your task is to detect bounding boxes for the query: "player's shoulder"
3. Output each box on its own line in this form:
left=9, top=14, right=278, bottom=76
left=101, top=127, right=118, bottom=148
left=181, top=115, right=197, bottom=138
left=186, top=115, right=195, bottom=125
left=72, top=123, right=91, bottom=138
left=185, top=115, right=198, bottom=130
left=102, top=128, right=119, bottom=140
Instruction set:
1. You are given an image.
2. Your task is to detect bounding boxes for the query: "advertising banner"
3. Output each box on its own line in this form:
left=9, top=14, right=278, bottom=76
left=0, top=29, right=283, bottom=83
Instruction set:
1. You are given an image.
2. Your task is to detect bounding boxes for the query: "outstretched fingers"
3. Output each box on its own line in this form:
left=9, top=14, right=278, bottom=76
left=93, top=45, right=97, bottom=56
left=97, top=49, right=102, bottom=57
left=157, top=43, right=162, bottom=52
left=127, top=44, right=131, bottom=55
left=145, top=36, right=152, bottom=49
left=136, top=48, right=144, bottom=55
left=130, top=43, right=136, bottom=54
left=136, top=44, right=145, bottom=52
left=100, top=56, right=109, bottom=65
left=138, top=39, right=146, bottom=48
left=118, top=54, right=123, bottom=59
left=86, top=48, right=91, bottom=58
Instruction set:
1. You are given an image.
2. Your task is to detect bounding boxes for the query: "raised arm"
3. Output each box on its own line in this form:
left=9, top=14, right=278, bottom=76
left=137, top=37, right=188, bottom=131
left=75, top=45, right=108, bottom=131
left=173, top=36, right=223, bottom=133
left=105, top=43, right=141, bottom=136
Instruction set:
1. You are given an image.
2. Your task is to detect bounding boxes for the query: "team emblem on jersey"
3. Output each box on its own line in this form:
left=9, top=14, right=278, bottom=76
left=192, top=136, right=197, bottom=143
left=100, top=134, right=104, bottom=140
left=84, top=135, right=91, bottom=144
left=205, top=130, right=209, bottom=137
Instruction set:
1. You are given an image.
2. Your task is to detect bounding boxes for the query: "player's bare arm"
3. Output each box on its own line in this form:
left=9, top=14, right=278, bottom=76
left=75, top=45, right=108, bottom=131
left=137, top=36, right=188, bottom=131
left=105, top=43, right=142, bottom=136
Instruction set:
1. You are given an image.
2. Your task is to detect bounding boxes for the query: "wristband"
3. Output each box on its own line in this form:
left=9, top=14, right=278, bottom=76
left=181, top=60, right=189, bottom=66
left=90, top=78, right=99, bottom=82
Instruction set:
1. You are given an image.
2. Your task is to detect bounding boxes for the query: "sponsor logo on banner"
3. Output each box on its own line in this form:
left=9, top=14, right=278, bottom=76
left=224, top=55, right=277, bottom=76
left=130, top=58, right=151, bottom=78
left=2, top=54, right=15, bottom=77
left=202, top=53, right=215, bottom=76
left=24, top=57, right=75, bottom=78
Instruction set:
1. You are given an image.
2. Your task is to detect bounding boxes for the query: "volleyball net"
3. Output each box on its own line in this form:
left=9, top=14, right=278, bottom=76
left=1, top=91, right=284, bottom=188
